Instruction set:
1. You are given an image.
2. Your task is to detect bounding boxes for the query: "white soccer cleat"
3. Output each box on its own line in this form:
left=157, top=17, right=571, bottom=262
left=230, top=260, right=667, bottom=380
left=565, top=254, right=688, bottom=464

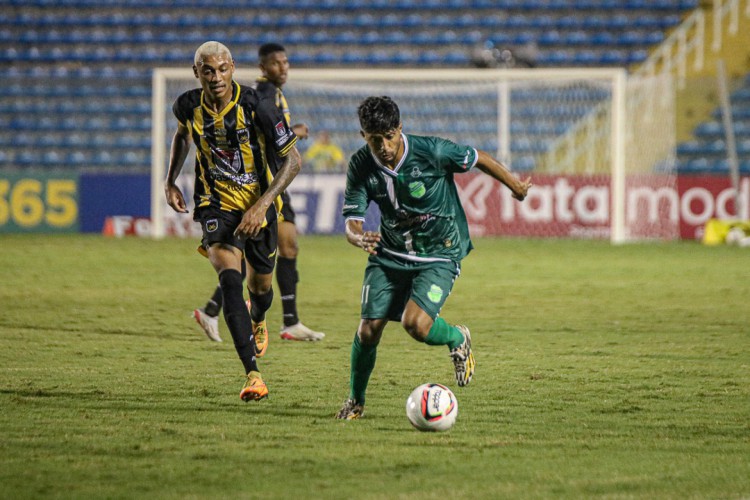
left=279, top=322, right=325, bottom=341
left=193, top=308, right=222, bottom=342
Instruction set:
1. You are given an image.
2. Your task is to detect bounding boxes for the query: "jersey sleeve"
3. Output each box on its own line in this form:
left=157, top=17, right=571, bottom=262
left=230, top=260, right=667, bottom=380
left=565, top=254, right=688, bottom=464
left=433, top=137, right=478, bottom=173
left=172, top=93, right=191, bottom=126
left=342, top=157, right=368, bottom=221
left=254, top=95, right=298, bottom=157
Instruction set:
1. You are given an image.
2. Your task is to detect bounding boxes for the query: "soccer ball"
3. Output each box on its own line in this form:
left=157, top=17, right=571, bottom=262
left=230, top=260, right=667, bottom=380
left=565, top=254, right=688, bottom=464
left=405, top=383, right=458, bottom=432
left=725, top=226, right=746, bottom=245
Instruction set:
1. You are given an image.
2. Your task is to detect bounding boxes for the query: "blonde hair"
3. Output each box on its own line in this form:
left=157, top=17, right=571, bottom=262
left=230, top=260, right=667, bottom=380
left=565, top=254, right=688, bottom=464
left=194, top=41, right=232, bottom=66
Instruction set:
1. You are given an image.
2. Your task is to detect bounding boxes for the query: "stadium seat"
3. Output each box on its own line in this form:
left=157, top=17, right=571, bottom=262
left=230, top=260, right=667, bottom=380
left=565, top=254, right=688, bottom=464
left=573, top=50, right=599, bottom=66
left=0, top=0, right=701, bottom=172
left=694, top=121, right=723, bottom=139
left=511, top=155, right=536, bottom=171
left=364, top=50, right=390, bottom=65
left=417, top=50, right=441, bottom=65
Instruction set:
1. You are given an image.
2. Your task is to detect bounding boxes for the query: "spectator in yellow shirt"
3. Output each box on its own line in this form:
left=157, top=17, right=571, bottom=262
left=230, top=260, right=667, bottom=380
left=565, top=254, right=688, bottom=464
left=304, top=130, right=345, bottom=172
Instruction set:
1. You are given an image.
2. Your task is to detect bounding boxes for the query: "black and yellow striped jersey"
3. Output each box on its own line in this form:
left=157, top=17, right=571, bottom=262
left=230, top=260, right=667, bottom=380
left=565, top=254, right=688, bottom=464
left=172, top=80, right=297, bottom=213
left=252, top=76, right=292, bottom=177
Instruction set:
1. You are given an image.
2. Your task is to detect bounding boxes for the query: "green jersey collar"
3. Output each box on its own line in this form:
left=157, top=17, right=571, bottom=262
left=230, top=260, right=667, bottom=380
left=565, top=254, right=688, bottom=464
left=370, top=132, right=409, bottom=177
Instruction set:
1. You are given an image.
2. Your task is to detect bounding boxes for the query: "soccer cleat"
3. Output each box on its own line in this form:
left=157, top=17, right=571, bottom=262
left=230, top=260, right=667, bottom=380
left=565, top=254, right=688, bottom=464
left=193, top=308, right=222, bottom=342
left=252, top=319, right=269, bottom=357
left=450, top=324, right=475, bottom=387
left=240, top=371, right=268, bottom=402
left=245, top=299, right=269, bottom=357
left=280, top=322, right=326, bottom=341
left=335, top=399, right=365, bottom=420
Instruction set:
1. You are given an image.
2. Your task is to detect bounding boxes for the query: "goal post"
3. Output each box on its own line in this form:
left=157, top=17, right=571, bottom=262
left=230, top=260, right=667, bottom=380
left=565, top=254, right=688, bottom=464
left=151, top=67, right=678, bottom=242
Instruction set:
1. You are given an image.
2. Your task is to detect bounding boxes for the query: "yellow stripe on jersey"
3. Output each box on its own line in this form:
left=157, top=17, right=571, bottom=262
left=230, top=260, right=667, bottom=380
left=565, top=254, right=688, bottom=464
left=278, top=135, right=298, bottom=157
left=191, top=107, right=212, bottom=208
left=236, top=105, right=255, bottom=175
left=277, top=89, right=291, bottom=126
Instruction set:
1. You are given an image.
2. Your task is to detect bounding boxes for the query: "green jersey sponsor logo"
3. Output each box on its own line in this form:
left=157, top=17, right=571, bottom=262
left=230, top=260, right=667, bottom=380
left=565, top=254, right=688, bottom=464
left=427, top=284, right=444, bottom=303
left=408, top=181, right=426, bottom=199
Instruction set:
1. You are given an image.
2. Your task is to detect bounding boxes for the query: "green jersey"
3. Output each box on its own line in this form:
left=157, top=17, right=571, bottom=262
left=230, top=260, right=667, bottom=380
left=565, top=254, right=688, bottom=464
left=343, top=133, right=478, bottom=263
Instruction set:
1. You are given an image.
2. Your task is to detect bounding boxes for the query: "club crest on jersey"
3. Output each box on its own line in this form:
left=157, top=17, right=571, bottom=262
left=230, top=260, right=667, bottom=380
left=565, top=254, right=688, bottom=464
left=206, top=219, right=218, bottom=233
left=236, top=128, right=250, bottom=144
left=212, top=148, right=243, bottom=174
left=408, top=181, right=426, bottom=199
left=410, top=166, right=422, bottom=177
left=275, top=121, right=286, bottom=137
left=427, top=284, right=444, bottom=303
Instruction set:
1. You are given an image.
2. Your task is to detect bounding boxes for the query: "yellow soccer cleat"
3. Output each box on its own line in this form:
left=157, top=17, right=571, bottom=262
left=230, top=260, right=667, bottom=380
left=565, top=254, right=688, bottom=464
left=252, top=319, right=269, bottom=358
left=246, top=299, right=269, bottom=357
left=240, top=371, right=268, bottom=402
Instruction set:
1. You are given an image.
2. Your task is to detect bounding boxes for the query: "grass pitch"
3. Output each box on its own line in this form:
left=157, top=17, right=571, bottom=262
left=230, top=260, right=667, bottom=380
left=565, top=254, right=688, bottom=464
left=0, top=234, right=748, bottom=499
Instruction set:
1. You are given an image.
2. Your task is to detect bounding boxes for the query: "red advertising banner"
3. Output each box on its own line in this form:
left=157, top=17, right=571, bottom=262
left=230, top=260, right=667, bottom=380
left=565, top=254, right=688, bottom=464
left=453, top=173, right=749, bottom=241
left=676, top=175, right=749, bottom=240
left=85, top=173, right=747, bottom=240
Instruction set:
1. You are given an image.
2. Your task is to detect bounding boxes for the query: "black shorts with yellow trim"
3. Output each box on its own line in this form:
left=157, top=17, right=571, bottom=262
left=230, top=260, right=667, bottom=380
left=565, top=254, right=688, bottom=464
left=279, top=190, right=295, bottom=224
left=194, top=206, right=278, bottom=275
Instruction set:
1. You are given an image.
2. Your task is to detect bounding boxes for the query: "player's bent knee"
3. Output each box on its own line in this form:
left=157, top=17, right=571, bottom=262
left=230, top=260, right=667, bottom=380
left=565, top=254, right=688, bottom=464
left=358, top=319, right=386, bottom=345
left=402, top=318, right=430, bottom=342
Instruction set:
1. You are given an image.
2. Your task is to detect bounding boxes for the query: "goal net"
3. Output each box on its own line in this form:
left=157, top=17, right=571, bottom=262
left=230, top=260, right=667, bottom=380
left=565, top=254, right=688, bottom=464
left=151, top=68, right=678, bottom=242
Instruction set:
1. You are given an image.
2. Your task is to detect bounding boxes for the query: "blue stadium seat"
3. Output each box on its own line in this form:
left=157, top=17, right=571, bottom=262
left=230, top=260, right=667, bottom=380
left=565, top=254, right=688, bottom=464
left=383, top=31, right=408, bottom=45
left=392, top=50, right=417, bottom=65
left=94, top=150, right=113, bottom=165
left=511, top=155, right=536, bottom=171
left=309, top=30, right=331, bottom=44
left=541, top=49, right=572, bottom=66
left=599, top=49, right=628, bottom=66
left=539, top=30, right=562, bottom=46
left=571, top=50, right=596, bottom=65
left=694, top=121, right=723, bottom=139
left=0, top=0, right=699, bottom=174
left=732, top=87, right=750, bottom=102
left=565, top=30, right=591, bottom=45
left=364, top=50, right=390, bottom=65
left=417, top=50, right=441, bottom=65
left=341, top=49, right=369, bottom=66
left=591, top=31, right=616, bottom=46
left=734, top=121, right=750, bottom=137
left=17, top=151, right=36, bottom=167
left=442, top=50, right=468, bottom=65
left=360, top=30, right=380, bottom=45
left=628, top=50, right=649, bottom=64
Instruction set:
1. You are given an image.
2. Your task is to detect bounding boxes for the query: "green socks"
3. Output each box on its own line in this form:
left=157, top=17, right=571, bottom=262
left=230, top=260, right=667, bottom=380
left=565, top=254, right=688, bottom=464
left=348, top=319, right=463, bottom=404
left=424, top=317, right=464, bottom=350
left=350, top=333, right=377, bottom=405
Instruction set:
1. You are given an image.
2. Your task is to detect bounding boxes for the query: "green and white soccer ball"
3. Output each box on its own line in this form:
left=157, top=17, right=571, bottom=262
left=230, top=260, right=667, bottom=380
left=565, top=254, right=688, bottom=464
left=405, top=383, right=458, bottom=432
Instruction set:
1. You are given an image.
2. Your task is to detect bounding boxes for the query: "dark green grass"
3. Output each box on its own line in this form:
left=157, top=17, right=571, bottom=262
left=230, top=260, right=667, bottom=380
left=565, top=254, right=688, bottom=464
left=0, top=234, right=748, bottom=499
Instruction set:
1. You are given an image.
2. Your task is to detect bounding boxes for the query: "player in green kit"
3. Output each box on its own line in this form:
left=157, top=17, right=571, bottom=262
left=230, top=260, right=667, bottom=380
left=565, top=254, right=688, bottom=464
left=335, top=96, right=532, bottom=420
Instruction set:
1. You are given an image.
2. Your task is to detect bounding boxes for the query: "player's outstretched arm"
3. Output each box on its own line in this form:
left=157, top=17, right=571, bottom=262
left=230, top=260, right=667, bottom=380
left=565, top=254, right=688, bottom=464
left=345, top=218, right=381, bottom=255
left=475, top=149, right=532, bottom=201
left=164, top=122, right=191, bottom=213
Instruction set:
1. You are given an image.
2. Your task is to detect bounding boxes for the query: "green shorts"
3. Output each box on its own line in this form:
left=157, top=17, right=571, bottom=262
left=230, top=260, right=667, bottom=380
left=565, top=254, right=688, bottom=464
left=360, top=254, right=461, bottom=321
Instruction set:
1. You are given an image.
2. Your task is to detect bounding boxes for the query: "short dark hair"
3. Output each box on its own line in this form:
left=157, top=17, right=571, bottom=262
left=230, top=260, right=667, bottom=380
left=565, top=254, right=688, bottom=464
left=358, top=96, right=401, bottom=134
left=258, top=43, right=286, bottom=60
